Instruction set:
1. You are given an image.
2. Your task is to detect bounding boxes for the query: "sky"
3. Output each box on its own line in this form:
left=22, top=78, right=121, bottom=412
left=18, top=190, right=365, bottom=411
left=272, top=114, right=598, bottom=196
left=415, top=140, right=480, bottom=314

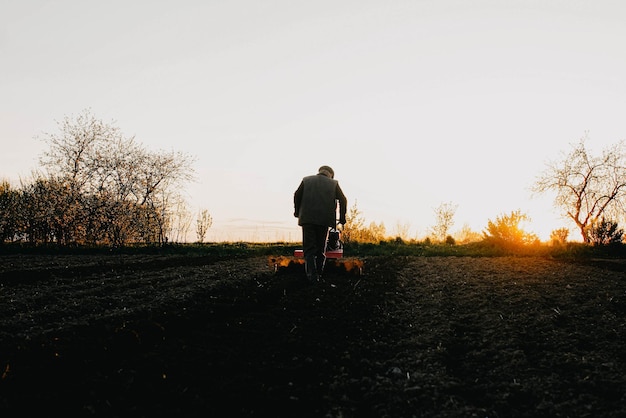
left=2, top=0, right=626, bottom=242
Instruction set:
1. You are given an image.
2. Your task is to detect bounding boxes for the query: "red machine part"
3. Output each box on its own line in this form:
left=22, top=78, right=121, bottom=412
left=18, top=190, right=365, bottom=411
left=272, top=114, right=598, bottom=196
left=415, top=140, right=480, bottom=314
left=293, top=249, right=343, bottom=259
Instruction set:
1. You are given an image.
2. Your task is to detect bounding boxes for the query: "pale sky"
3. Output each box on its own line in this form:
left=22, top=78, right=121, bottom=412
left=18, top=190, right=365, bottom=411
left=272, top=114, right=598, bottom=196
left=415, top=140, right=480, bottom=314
left=2, top=0, right=626, bottom=242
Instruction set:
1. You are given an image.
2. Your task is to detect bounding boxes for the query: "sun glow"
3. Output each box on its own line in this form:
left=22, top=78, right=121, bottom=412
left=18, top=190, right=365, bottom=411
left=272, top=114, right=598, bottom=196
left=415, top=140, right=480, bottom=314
left=2, top=2, right=624, bottom=245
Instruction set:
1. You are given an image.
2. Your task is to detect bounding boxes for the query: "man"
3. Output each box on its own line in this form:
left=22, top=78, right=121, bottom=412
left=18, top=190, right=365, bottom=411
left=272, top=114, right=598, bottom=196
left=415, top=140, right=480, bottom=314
left=294, top=165, right=347, bottom=282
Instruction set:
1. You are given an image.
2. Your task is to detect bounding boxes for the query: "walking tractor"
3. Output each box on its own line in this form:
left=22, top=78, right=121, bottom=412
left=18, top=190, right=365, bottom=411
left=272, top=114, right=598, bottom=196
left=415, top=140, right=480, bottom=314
left=269, top=224, right=363, bottom=276
left=292, top=226, right=344, bottom=259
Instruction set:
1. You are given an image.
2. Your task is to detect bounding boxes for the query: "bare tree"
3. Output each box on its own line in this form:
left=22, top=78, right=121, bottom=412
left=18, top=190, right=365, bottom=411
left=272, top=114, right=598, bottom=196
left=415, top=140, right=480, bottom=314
left=133, top=149, right=195, bottom=244
left=393, top=221, right=411, bottom=241
left=431, top=201, right=458, bottom=242
left=364, top=221, right=387, bottom=243
left=196, top=209, right=213, bottom=243
left=455, top=223, right=482, bottom=244
left=549, top=227, right=570, bottom=245
left=39, top=109, right=124, bottom=194
left=169, top=198, right=193, bottom=243
left=342, top=201, right=365, bottom=243
left=341, top=200, right=389, bottom=243
left=533, top=138, right=626, bottom=242
left=33, top=109, right=196, bottom=246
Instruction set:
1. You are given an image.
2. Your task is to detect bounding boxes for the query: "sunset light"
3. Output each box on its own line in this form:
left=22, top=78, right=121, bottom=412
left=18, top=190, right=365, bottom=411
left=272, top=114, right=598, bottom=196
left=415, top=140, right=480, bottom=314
left=2, top=4, right=626, bottom=412
left=2, top=1, right=625, bottom=243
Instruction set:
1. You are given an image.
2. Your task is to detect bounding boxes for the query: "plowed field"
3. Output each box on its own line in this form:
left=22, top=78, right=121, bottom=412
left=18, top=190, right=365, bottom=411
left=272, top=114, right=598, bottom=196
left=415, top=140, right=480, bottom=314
left=1, top=253, right=625, bottom=417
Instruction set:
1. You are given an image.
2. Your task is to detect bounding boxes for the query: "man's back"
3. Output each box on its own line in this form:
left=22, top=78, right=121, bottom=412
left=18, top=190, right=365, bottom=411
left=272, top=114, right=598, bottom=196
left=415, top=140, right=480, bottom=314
left=295, top=173, right=341, bottom=227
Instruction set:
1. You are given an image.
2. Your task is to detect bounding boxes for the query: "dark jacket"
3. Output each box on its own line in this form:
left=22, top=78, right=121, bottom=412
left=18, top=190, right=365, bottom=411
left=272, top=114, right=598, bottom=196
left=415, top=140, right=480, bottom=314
left=294, top=173, right=347, bottom=227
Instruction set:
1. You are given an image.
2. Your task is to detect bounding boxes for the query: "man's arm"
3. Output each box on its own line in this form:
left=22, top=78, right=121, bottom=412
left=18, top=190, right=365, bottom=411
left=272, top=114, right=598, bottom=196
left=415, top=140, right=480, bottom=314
left=336, top=184, right=347, bottom=225
left=294, top=181, right=304, bottom=217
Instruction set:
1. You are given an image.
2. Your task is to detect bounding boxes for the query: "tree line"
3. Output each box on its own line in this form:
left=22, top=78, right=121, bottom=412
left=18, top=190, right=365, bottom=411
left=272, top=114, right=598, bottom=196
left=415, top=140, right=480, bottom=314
left=0, top=110, right=196, bottom=246
left=342, top=136, right=626, bottom=246
left=2, top=112, right=625, bottom=247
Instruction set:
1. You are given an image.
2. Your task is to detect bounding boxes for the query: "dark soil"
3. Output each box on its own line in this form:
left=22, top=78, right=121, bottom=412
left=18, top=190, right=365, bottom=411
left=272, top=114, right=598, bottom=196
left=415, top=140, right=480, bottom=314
left=1, top=253, right=625, bottom=417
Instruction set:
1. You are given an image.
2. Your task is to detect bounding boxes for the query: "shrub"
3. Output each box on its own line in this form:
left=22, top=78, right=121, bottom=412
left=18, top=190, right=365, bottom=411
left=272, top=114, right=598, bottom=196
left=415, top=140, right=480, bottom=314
left=483, top=210, right=538, bottom=249
left=585, top=218, right=624, bottom=246
left=550, top=228, right=569, bottom=245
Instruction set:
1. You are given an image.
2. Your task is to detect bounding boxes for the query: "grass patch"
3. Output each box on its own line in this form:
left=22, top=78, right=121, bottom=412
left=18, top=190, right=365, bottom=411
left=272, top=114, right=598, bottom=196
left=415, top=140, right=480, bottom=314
left=1, top=240, right=625, bottom=260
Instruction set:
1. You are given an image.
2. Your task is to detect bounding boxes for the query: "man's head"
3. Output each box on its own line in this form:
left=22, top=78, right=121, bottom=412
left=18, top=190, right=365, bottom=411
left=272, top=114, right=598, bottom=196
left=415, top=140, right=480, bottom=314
left=318, top=165, right=334, bottom=179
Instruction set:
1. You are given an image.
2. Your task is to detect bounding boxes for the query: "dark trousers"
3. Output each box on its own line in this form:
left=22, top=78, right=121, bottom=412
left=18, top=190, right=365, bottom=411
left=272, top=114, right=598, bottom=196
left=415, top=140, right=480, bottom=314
left=301, top=224, right=329, bottom=279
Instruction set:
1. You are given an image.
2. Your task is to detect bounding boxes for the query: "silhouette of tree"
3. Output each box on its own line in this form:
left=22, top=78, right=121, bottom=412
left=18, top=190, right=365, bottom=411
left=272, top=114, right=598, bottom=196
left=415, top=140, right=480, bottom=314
left=533, top=137, right=626, bottom=243
left=0, top=180, right=20, bottom=243
left=342, top=200, right=386, bottom=243
left=11, top=109, right=199, bottom=245
left=196, top=209, right=213, bottom=243
left=342, top=201, right=365, bottom=243
left=431, top=201, right=457, bottom=243
left=549, top=227, right=570, bottom=245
